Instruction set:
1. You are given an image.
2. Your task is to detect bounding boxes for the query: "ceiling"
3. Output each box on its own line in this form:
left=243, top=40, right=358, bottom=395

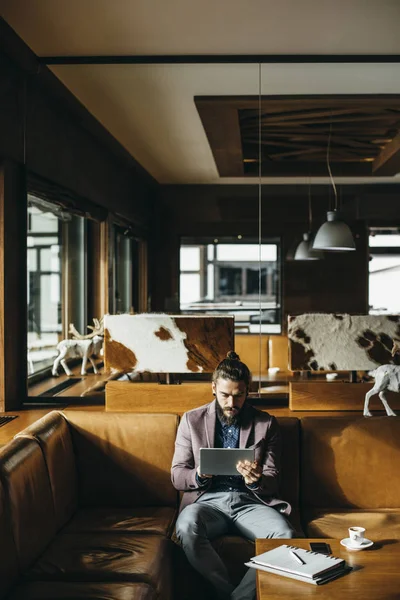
left=197, top=96, right=400, bottom=177
left=2, top=0, right=400, bottom=185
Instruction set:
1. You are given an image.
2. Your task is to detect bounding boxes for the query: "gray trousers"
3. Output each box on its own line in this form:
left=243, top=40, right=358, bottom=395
left=175, top=491, right=295, bottom=600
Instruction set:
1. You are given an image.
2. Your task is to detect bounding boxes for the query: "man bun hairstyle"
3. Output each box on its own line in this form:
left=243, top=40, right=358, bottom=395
left=212, top=351, right=251, bottom=388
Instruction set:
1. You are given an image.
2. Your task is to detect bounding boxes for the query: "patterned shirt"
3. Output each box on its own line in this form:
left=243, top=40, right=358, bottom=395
left=196, top=410, right=261, bottom=492
left=210, top=415, right=246, bottom=492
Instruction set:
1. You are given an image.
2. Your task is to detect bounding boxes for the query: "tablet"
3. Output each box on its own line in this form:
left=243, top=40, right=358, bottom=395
left=199, top=448, right=255, bottom=476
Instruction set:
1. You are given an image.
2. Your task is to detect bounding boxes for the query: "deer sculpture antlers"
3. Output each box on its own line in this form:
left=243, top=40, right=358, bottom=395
left=69, top=317, right=104, bottom=340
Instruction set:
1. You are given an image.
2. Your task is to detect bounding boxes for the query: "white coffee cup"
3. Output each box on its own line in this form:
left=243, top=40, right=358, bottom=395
left=348, top=526, right=366, bottom=546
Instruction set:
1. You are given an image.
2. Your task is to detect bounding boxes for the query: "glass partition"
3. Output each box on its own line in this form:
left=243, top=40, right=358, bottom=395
left=27, top=195, right=86, bottom=377
left=180, top=236, right=281, bottom=334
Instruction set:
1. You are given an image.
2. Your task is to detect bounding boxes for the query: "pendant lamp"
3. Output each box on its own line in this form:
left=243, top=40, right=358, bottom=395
left=313, top=124, right=356, bottom=252
left=294, top=184, right=323, bottom=260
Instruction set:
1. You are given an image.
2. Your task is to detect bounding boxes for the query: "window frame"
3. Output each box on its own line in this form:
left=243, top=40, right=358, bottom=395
left=27, top=198, right=89, bottom=384
left=179, top=236, right=282, bottom=334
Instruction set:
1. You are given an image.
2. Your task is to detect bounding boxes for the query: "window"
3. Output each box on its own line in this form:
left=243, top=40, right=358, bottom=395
left=27, top=195, right=87, bottom=377
left=111, top=226, right=139, bottom=314
left=180, top=237, right=281, bottom=333
left=369, top=230, right=400, bottom=314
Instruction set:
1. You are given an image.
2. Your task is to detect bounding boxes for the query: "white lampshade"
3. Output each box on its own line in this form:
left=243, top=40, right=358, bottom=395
left=313, top=210, right=356, bottom=251
left=294, top=233, right=324, bottom=260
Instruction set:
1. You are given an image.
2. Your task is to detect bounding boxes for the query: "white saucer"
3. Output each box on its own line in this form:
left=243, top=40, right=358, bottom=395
left=340, top=537, right=373, bottom=551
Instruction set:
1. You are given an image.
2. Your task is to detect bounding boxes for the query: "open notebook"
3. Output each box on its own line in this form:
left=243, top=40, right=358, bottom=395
left=245, top=544, right=349, bottom=586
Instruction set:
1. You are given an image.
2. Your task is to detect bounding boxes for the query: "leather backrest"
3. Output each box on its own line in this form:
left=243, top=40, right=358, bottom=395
left=63, top=411, right=179, bottom=508
left=301, top=416, right=400, bottom=509
left=0, top=436, right=56, bottom=572
left=0, top=475, right=18, bottom=599
left=16, top=411, right=78, bottom=530
left=276, top=417, right=299, bottom=509
left=235, top=335, right=269, bottom=374
left=268, top=335, right=289, bottom=371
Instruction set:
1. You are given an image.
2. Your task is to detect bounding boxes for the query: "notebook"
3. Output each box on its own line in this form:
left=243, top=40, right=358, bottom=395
left=245, top=560, right=352, bottom=586
left=245, top=544, right=348, bottom=585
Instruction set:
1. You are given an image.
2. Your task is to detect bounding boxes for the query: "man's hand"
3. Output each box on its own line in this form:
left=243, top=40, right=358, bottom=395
left=196, top=466, right=213, bottom=479
left=236, top=460, right=262, bottom=485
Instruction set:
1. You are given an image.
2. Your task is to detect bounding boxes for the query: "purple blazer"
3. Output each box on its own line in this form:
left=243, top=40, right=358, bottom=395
left=171, top=399, right=291, bottom=515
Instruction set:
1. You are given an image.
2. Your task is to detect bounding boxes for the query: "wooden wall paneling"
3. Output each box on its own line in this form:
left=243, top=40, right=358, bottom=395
left=101, top=220, right=111, bottom=316
left=0, top=23, right=157, bottom=226
left=0, top=53, right=24, bottom=164
left=0, top=161, right=27, bottom=411
left=289, top=381, right=400, bottom=411
left=106, top=381, right=213, bottom=414
left=150, top=205, right=180, bottom=312
left=284, top=221, right=369, bottom=320
left=87, top=220, right=109, bottom=321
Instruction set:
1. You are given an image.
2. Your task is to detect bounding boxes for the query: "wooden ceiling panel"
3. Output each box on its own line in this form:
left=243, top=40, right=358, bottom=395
left=196, top=96, right=400, bottom=178
left=195, top=101, right=243, bottom=177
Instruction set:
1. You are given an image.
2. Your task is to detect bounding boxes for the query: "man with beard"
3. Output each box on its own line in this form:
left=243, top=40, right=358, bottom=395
left=171, top=351, right=295, bottom=600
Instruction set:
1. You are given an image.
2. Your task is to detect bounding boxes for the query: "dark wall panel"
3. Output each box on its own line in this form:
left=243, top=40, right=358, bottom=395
left=0, top=24, right=157, bottom=228
left=154, top=185, right=369, bottom=320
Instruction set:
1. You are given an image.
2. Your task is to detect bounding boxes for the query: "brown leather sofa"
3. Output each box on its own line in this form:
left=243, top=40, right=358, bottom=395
left=0, top=411, right=178, bottom=600
left=300, top=416, right=400, bottom=540
left=1, top=411, right=399, bottom=600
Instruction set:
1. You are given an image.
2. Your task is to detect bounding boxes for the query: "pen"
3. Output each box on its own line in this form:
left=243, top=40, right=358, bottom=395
left=290, top=550, right=305, bottom=565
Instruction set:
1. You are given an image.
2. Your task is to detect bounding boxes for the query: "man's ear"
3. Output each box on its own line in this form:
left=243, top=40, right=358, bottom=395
left=212, top=382, right=216, bottom=396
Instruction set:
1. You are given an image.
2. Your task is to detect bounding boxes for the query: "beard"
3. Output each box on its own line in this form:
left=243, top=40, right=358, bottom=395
left=216, top=400, right=242, bottom=427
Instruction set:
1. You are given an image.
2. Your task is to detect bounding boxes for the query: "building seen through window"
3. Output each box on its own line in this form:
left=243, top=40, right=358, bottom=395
left=180, top=237, right=281, bottom=333
left=369, top=229, right=400, bottom=315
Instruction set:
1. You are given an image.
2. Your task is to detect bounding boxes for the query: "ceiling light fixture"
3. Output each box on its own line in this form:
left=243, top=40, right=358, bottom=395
left=294, top=182, right=324, bottom=260
left=313, top=122, right=356, bottom=252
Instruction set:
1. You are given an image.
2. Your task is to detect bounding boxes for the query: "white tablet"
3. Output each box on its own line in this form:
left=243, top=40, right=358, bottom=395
left=199, top=447, right=255, bottom=476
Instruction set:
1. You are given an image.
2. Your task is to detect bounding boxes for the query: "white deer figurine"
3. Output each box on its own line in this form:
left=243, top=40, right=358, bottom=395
left=363, top=342, right=399, bottom=417
left=52, top=318, right=104, bottom=377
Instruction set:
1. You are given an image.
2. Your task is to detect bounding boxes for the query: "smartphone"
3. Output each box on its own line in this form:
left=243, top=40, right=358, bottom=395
left=309, top=542, right=332, bottom=555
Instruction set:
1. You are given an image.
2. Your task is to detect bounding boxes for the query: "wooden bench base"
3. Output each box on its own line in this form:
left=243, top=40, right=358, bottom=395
left=290, top=381, right=400, bottom=411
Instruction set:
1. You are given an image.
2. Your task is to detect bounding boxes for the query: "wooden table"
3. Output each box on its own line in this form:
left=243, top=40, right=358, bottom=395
left=255, top=538, right=400, bottom=600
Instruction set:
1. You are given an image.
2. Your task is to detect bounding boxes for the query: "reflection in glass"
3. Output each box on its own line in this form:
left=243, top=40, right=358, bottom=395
left=179, top=237, right=281, bottom=333
left=27, top=203, right=62, bottom=375
left=114, top=230, right=136, bottom=314
left=369, top=233, right=400, bottom=314
left=27, top=197, right=87, bottom=377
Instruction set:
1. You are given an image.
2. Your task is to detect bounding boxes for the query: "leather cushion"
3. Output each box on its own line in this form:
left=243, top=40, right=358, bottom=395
left=16, top=411, right=78, bottom=530
left=63, top=411, right=178, bottom=508
left=301, top=416, right=400, bottom=509
left=9, top=582, right=156, bottom=600
left=0, top=436, right=55, bottom=571
left=27, top=533, right=172, bottom=598
left=0, top=474, right=18, bottom=600
left=235, top=335, right=269, bottom=374
left=268, top=335, right=288, bottom=371
left=305, top=508, right=400, bottom=541
left=63, top=506, right=176, bottom=537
